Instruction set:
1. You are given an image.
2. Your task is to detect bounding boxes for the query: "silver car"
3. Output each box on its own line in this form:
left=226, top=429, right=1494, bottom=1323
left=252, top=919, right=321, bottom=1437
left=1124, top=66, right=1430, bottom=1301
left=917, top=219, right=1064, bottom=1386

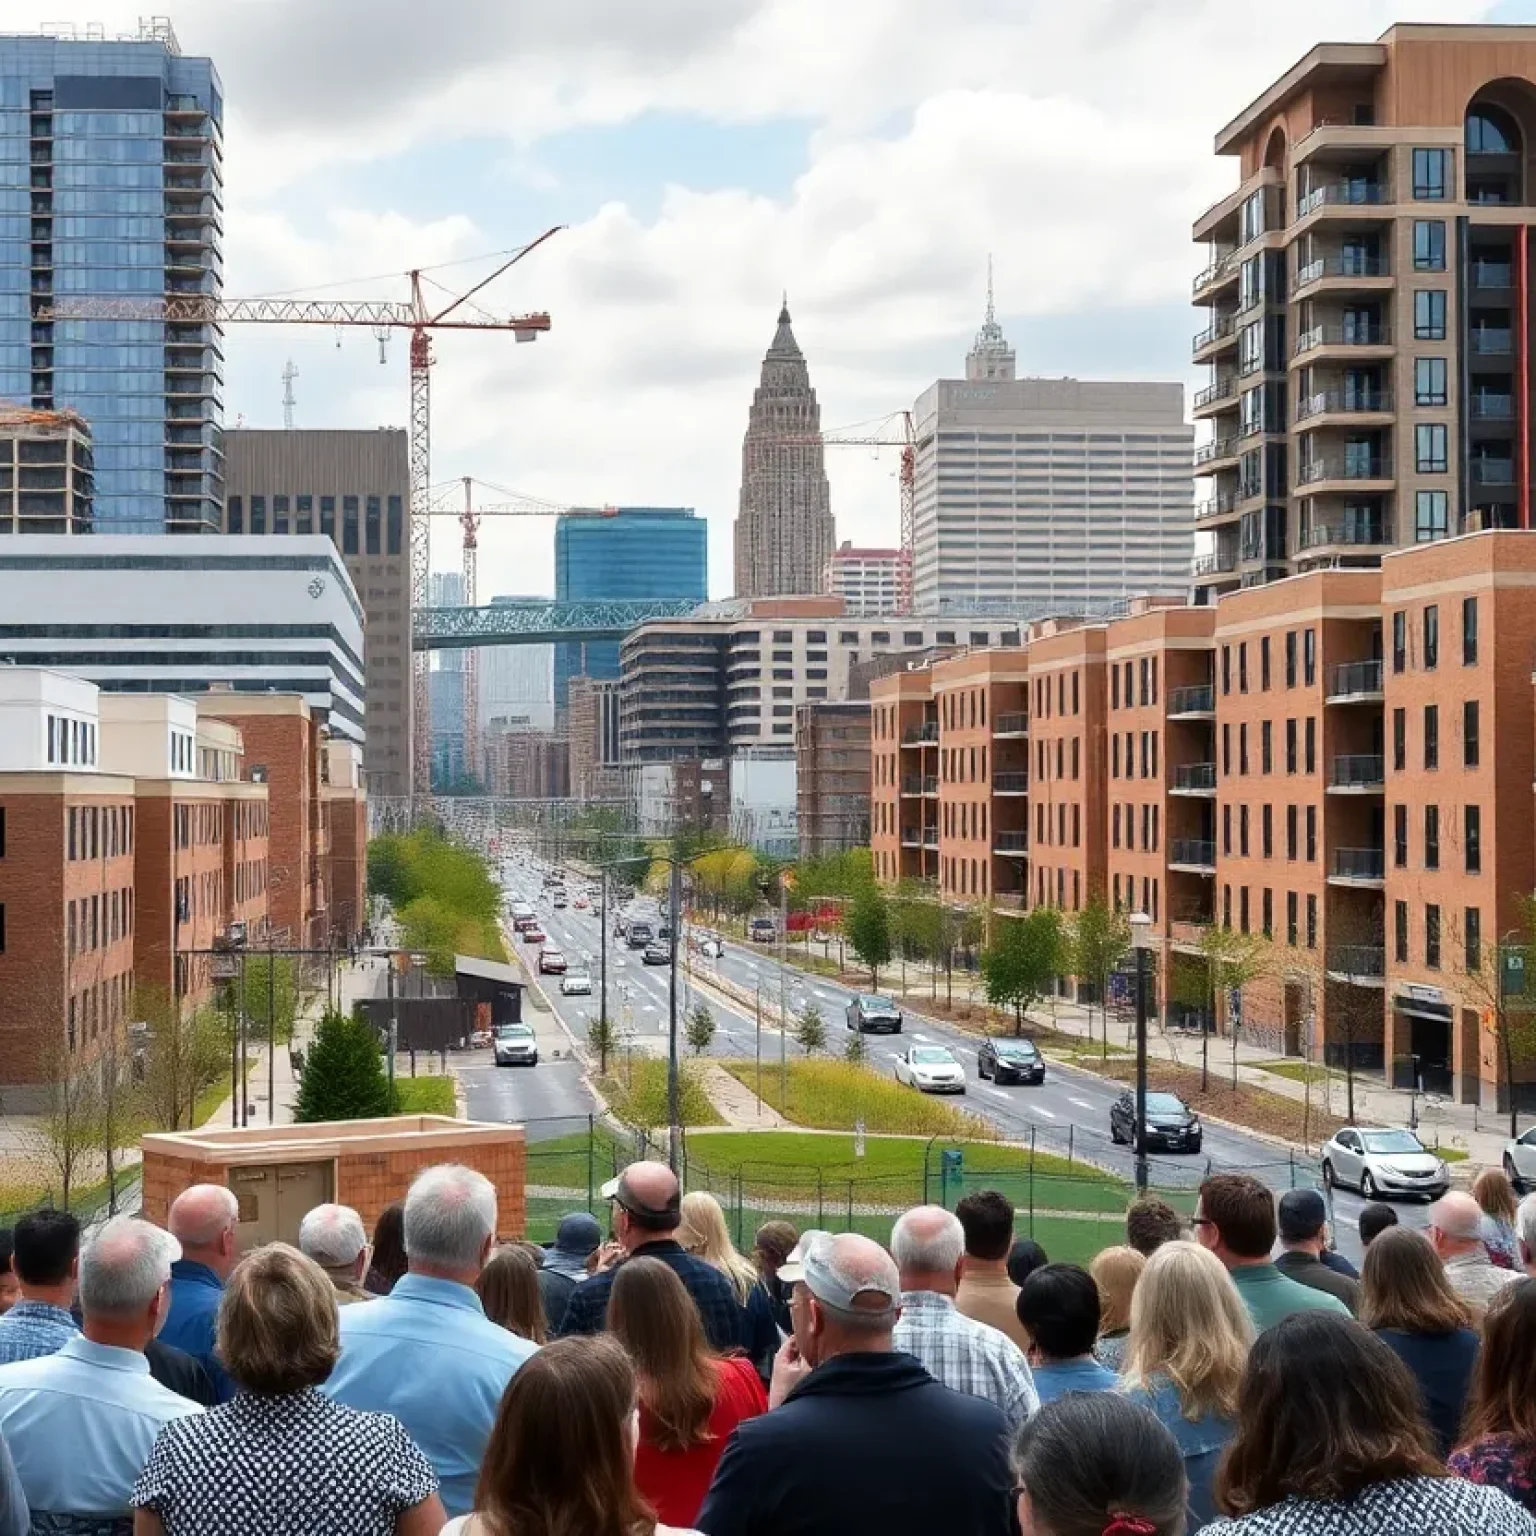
left=893, top=1045, right=966, bottom=1095
left=1504, top=1127, right=1536, bottom=1192
left=493, top=1023, right=539, bottom=1068
left=1320, top=1126, right=1449, bottom=1201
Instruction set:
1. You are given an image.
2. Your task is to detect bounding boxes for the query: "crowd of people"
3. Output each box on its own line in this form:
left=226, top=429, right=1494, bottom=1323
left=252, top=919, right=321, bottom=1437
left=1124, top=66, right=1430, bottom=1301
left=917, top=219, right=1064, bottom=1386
left=1, top=1162, right=1535, bottom=1534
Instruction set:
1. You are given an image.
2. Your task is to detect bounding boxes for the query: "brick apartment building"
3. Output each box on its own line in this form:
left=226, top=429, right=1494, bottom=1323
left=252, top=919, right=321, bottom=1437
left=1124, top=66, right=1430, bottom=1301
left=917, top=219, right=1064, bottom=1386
left=795, top=700, right=873, bottom=856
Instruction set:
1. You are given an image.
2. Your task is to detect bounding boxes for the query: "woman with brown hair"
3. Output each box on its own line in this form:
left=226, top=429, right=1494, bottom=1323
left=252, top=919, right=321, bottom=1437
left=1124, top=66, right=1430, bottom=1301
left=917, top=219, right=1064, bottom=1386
left=442, top=1334, right=701, bottom=1536
left=1360, top=1225, right=1479, bottom=1456
left=608, top=1256, right=767, bottom=1530
left=364, top=1201, right=407, bottom=1297
left=1451, top=1279, right=1536, bottom=1512
left=1474, top=1167, right=1522, bottom=1271
left=476, top=1246, right=548, bottom=1345
left=1212, top=1311, right=1531, bottom=1535
left=1088, top=1244, right=1144, bottom=1372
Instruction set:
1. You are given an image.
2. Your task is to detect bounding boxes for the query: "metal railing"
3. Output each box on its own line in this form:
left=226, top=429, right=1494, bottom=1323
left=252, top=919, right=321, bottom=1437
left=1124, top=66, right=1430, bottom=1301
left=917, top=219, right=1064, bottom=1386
left=1331, top=754, right=1385, bottom=789
left=1297, top=182, right=1388, bottom=218
left=1168, top=685, right=1215, bottom=715
left=900, top=776, right=924, bottom=795
left=1173, top=763, right=1217, bottom=792
left=1302, top=520, right=1390, bottom=549
left=902, top=723, right=939, bottom=744
left=922, top=830, right=939, bottom=849
left=1332, top=847, right=1386, bottom=880
left=1193, top=314, right=1237, bottom=351
left=1327, top=944, right=1386, bottom=978
left=1296, top=253, right=1389, bottom=285
left=1194, top=435, right=1238, bottom=466
left=1195, top=493, right=1239, bottom=520
left=1294, top=323, right=1390, bottom=355
left=1299, top=455, right=1386, bottom=484
left=1472, top=260, right=1514, bottom=288
left=994, top=830, right=1030, bottom=852
left=1296, top=389, right=1390, bottom=419
left=1192, top=252, right=1240, bottom=295
left=1170, top=839, right=1217, bottom=868
left=994, top=712, right=1029, bottom=736
left=1194, top=378, right=1237, bottom=409
left=922, top=775, right=939, bottom=795
left=1193, top=550, right=1238, bottom=577
left=994, top=772, right=1029, bottom=794
left=1327, top=659, right=1384, bottom=697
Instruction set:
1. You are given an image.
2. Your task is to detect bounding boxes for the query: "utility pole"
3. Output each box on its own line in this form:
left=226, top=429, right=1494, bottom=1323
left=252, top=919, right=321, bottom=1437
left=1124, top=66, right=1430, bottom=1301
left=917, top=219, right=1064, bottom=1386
left=599, top=867, right=609, bottom=1048
left=667, top=857, right=683, bottom=1172
left=779, top=874, right=789, bottom=1106
left=387, top=956, right=399, bottom=1100
left=231, top=950, right=245, bottom=1130
left=267, top=929, right=277, bottom=1124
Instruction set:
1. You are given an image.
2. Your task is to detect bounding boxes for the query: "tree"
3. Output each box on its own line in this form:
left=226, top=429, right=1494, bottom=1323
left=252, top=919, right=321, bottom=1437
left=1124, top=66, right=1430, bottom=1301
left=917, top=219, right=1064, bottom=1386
left=31, top=1034, right=101, bottom=1212
left=293, top=1009, right=396, bottom=1122
left=1176, top=926, right=1271, bottom=1093
left=794, top=1001, right=827, bottom=1056
left=134, top=988, right=229, bottom=1133
left=845, top=886, right=892, bottom=990
left=982, top=907, right=1065, bottom=1036
left=844, top=1028, right=868, bottom=1066
left=685, top=1002, right=717, bottom=1058
left=241, top=953, right=303, bottom=1047
left=1070, top=896, right=1131, bottom=1061
left=588, top=1012, right=619, bottom=1078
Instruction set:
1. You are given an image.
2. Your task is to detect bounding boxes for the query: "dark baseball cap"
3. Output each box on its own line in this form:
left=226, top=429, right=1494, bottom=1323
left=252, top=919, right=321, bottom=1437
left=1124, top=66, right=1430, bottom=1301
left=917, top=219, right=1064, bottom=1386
left=552, top=1212, right=601, bottom=1257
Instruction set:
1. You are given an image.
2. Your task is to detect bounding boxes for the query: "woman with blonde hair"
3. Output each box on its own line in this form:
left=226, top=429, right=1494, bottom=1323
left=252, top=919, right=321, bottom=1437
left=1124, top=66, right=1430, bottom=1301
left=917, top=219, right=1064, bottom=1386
left=1089, top=1245, right=1144, bottom=1373
left=1120, top=1237, right=1253, bottom=1530
left=1474, top=1167, right=1521, bottom=1271
left=476, top=1244, right=548, bottom=1345
left=677, top=1191, right=778, bottom=1378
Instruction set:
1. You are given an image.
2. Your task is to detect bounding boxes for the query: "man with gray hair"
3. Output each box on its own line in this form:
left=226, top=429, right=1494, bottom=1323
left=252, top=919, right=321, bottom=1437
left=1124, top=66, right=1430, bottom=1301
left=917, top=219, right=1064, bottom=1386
left=698, top=1230, right=1014, bottom=1536
left=0, top=1217, right=201, bottom=1529
left=1430, top=1190, right=1521, bottom=1317
left=325, top=1164, right=535, bottom=1520
left=889, top=1205, right=1037, bottom=1428
left=161, top=1182, right=241, bottom=1401
left=298, top=1203, right=373, bottom=1304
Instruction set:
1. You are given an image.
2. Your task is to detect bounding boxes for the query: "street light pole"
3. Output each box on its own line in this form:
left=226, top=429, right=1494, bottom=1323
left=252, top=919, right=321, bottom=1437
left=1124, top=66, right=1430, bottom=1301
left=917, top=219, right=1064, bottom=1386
left=667, top=856, right=683, bottom=1172
left=599, top=867, right=609, bottom=1047
left=779, top=874, right=789, bottom=1106
left=1130, top=911, right=1153, bottom=1193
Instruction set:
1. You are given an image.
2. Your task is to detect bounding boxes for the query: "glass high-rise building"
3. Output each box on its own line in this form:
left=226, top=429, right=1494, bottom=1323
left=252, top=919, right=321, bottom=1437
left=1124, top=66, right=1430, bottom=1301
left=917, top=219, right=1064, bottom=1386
left=0, top=20, right=224, bottom=533
left=554, top=507, right=707, bottom=707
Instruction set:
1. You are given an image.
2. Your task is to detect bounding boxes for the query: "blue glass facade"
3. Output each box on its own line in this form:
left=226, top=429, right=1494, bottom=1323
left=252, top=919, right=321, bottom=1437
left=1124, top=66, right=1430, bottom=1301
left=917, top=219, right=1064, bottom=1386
left=0, top=31, right=224, bottom=532
left=554, top=507, right=707, bottom=706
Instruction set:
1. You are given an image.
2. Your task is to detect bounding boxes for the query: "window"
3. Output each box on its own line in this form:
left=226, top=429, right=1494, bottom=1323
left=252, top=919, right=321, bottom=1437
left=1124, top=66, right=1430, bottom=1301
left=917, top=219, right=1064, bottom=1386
left=342, top=495, right=359, bottom=555
left=1464, top=701, right=1480, bottom=768
left=1467, top=907, right=1482, bottom=972
left=1466, top=804, right=1482, bottom=873
left=1392, top=611, right=1407, bottom=673
left=1261, top=720, right=1273, bottom=774
left=1262, top=804, right=1273, bottom=858
left=1414, top=290, right=1447, bottom=340
left=1395, top=804, right=1408, bottom=868
left=1425, top=704, right=1439, bottom=770
left=1306, top=805, right=1317, bottom=862
left=1286, top=804, right=1298, bottom=860
left=1304, top=716, right=1316, bottom=775
left=227, top=494, right=243, bottom=533
left=1425, top=805, right=1439, bottom=870
left=1240, top=723, right=1249, bottom=775
left=1285, top=632, right=1297, bottom=688
left=1222, top=723, right=1231, bottom=776
left=1222, top=804, right=1232, bottom=856
left=1415, top=423, right=1448, bottom=473
left=1285, top=718, right=1297, bottom=774
left=386, top=495, right=404, bottom=556
left=249, top=494, right=266, bottom=535
left=1413, top=219, right=1446, bottom=271
left=1463, top=597, right=1478, bottom=666
left=1395, top=900, right=1409, bottom=963
left=1287, top=891, right=1299, bottom=945
left=1238, top=643, right=1249, bottom=693
left=1240, top=805, right=1250, bottom=857
left=1240, top=887, right=1250, bottom=934
left=1426, top=904, right=1442, bottom=970
left=1423, top=605, right=1439, bottom=669
left=1303, top=629, right=1316, bottom=687
left=1415, top=490, right=1449, bottom=543
left=1306, top=894, right=1317, bottom=949
left=1260, top=637, right=1271, bottom=690
left=1111, top=668, right=1119, bottom=709
left=1415, top=356, right=1448, bottom=406
left=1221, top=645, right=1231, bottom=695
left=1262, top=888, right=1273, bottom=939
left=1393, top=707, right=1406, bottom=772
left=1413, top=147, right=1452, bottom=200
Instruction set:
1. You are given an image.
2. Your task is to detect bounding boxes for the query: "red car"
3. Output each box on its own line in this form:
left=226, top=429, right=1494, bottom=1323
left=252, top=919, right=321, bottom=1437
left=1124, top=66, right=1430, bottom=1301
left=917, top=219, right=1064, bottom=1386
left=538, top=948, right=568, bottom=975
left=522, top=925, right=546, bottom=944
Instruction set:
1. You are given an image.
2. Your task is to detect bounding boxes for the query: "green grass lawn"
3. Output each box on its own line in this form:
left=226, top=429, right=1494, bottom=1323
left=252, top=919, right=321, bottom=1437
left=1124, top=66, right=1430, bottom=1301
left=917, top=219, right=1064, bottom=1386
left=1254, top=1059, right=1338, bottom=1086
left=393, top=1075, right=456, bottom=1116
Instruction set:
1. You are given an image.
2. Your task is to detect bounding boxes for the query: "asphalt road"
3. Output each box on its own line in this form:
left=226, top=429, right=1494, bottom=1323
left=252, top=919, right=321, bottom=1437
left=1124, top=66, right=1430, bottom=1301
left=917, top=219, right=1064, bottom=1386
left=471, top=855, right=1429, bottom=1261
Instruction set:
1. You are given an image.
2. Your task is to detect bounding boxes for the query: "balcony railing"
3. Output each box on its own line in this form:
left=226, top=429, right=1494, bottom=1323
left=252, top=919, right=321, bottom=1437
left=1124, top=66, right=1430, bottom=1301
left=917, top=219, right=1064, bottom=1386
left=900, top=829, right=922, bottom=847
left=900, top=776, right=924, bottom=795
left=1328, top=944, right=1386, bottom=978
left=1330, top=754, right=1385, bottom=789
left=922, top=775, right=939, bottom=795
left=1297, top=182, right=1388, bottom=218
left=1194, top=435, right=1239, bottom=466
left=1472, top=260, right=1514, bottom=288
left=1193, top=314, right=1237, bottom=352
left=902, top=723, right=938, bottom=744
left=1299, top=455, right=1386, bottom=484
left=1472, top=394, right=1515, bottom=420
left=1296, top=254, right=1389, bottom=286
left=1296, top=389, right=1390, bottom=419
left=922, top=830, right=939, bottom=849
left=1173, top=763, right=1217, bottom=792
left=994, top=892, right=1028, bottom=910
left=1294, top=323, right=1390, bottom=355
left=1193, top=550, right=1238, bottom=577
left=1170, top=839, right=1217, bottom=868
left=994, top=712, right=1028, bottom=736
left=1195, top=492, right=1239, bottom=520
left=1168, top=685, right=1215, bottom=715
left=1194, top=378, right=1238, bottom=409
left=1333, top=847, right=1386, bottom=881
left=1302, top=520, right=1390, bottom=549
left=994, top=772, right=1029, bottom=794
left=994, top=830, right=1030, bottom=853
left=1472, top=458, right=1516, bottom=484
left=1192, top=252, right=1240, bottom=295
left=1327, top=660, right=1384, bottom=698
left=1471, top=328, right=1514, bottom=355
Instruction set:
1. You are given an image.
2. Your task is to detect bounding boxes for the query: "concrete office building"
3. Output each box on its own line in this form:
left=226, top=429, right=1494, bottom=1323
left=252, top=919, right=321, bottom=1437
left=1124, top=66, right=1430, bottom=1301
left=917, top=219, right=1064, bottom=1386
left=825, top=542, right=908, bottom=617
left=0, top=405, right=93, bottom=533
left=0, top=535, right=365, bottom=746
left=567, top=676, right=622, bottom=803
left=1191, top=22, right=1536, bottom=597
left=223, top=428, right=411, bottom=798
left=554, top=507, right=707, bottom=708
left=480, top=597, right=554, bottom=736
left=0, top=20, right=224, bottom=533
left=428, top=570, right=466, bottom=788
left=912, top=294, right=1193, bottom=615
left=734, top=302, right=835, bottom=598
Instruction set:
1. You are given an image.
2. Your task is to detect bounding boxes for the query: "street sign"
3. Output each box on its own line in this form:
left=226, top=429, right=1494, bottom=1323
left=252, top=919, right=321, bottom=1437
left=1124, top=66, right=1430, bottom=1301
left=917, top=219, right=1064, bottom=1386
left=1502, top=946, right=1528, bottom=1002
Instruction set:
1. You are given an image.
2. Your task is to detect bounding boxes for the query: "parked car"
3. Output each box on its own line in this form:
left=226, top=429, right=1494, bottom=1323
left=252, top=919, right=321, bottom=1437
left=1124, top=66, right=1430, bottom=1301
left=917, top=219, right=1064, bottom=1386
left=642, top=942, right=670, bottom=966
left=538, top=947, right=568, bottom=975
left=493, top=1023, right=539, bottom=1068
left=748, top=917, right=776, bottom=943
left=846, top=994, right=903, bottom=1034
left=560, top=968, right=593, bottom=996
left=977, top=1037, right=1045, bottom=1084
left=522, top=925, right=547, bottom=944
left=893, top=1045, right=966, bottom=1094
left=1505, top=1127, right=1536, bottom=1192
left=1110, top=1091, right=1202, bottom=1153
left=1321, top=1126, right=1449, bottom=1201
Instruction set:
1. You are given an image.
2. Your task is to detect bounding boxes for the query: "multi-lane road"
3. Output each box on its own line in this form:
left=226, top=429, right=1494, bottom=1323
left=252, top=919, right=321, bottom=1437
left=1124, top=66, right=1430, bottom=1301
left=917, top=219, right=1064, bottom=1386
left=461, top=856, right=1426, bottom=1260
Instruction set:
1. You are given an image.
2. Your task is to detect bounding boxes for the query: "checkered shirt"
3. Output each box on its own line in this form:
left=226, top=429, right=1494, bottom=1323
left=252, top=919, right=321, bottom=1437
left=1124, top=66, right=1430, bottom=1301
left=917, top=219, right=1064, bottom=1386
left=893, top=1290, right=1038, bottom=1428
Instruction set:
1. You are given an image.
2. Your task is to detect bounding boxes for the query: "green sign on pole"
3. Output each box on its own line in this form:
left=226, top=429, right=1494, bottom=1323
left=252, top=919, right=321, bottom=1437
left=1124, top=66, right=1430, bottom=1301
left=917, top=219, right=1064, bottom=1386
left=1503, top=946, right=1528, bottom=1004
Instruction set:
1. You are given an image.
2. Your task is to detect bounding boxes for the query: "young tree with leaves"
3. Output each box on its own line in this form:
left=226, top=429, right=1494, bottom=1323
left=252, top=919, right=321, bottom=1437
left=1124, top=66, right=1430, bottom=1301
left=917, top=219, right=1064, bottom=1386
left=846, top=886, right=892, bottom=991
left=794, top=1001, right=827, bottom=1056
left=134, top=988, right=229, bottom=1133
left=1176, top=925, right=1271, bottom=1093
left=685, top=1002, right=717, bottom=1058
left=293, top=1009, right=396, bottom=1122
left=982, top=907, right=1065, bottom=1036
left=1070, top=896, right=1131, bottom=1061
left=33, top=1034, right=100, bottom=1212
left=588, top=1012, right=619, bottom=1077
left=844, top=1028, right=868, bottom=1066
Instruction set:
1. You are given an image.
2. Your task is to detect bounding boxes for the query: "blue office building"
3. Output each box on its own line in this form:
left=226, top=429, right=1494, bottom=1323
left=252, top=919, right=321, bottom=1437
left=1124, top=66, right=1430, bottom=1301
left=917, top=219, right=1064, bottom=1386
left=554, top=507, right=707, bottom=706
left=0, top=21, right=224, bottom=533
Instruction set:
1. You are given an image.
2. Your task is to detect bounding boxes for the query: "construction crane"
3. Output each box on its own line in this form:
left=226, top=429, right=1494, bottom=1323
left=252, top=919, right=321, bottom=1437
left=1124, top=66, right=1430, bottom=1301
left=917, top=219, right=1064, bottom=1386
left=763, top=411, right=917, bottom=612
left=38, top=225, right=562, bottom=796
left=425, top=476, right=617, bottom=782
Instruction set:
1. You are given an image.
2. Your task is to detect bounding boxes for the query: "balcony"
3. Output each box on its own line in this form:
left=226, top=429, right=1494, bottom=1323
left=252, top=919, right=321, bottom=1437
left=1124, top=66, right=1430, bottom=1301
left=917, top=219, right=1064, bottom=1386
left=1169, top=839, right=1217, bottom=872
left=1193, top=377, right=1238, bottom=414
left=1297, top=455, right=1390, bottom=492
left=900, top=776, right=924, bottom=797
left=900, top=829, right=922, bottom=848
left=1472, top=260, right=1514, bottom=289
left=1330, top=847, right=1386, bottom=886
left=1301, top=519, right=1391, bottom=553
left=993, top=712, right=1029, bottom=738
left=1168, top=685, right=1215, bottom=719
left=1326, top=944, right=1387, bottom=985
left=1192, top=252, right=1240, bottom=298
left=922, top=830, right=939, bottom=850
left=1294, top=253, right=1389, bottom=290
left=994, top=830, right=1030, bottom=855
left=902, top=723, right=938, bottom=746
left=1172, top=763, right=1217, bottom=796
left=1472, top=457, right=1516, bottom=486
left=1471, top=327, right=1514, bottom=356
left=1471, top=394, right=1515, bottom=422
left=1329, top=754, right=1385, bottom=792
left=1194, top=435, right=1239, bottom=469
left=1192, top=550, right=1239, bottom=579
left=1295, top=389, right=1391, bottom=423
left=1169, top=917, right=1212, bottom=953
left=993, top=892, right=1028, bottom=911
left=994, top=772, right=1029, bottom=796
left=1326, top=660, right=1384, bottom=701
left=922, top=775, right=939, bottom=797
left=1296, top=182, right=1389, bottom=219
left=1293, top=323, right=1391, bottom=358
left=1193, top=312, right=1238, bottom=356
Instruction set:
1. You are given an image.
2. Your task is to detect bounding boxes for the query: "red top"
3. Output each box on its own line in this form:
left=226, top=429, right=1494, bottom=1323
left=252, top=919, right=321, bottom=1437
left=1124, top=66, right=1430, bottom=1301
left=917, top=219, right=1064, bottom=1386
left=634, top=1355, right=768, bottom=1528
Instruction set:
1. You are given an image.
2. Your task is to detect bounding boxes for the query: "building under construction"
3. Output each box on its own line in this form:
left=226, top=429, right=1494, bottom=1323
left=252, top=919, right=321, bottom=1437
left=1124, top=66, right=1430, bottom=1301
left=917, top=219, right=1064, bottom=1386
left=0, top=405, right=94, bottom=534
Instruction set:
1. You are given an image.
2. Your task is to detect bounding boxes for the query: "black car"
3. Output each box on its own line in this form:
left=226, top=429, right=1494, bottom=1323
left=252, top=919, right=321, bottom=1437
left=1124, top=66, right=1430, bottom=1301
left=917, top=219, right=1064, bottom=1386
left=845, top=993, right=903, bottom=1034
left=977, top=1037, right=1045, bottom=1085
left=642, top=943, right=670, bottom=966
left=1109, top=1090, right=1202, bottom=1153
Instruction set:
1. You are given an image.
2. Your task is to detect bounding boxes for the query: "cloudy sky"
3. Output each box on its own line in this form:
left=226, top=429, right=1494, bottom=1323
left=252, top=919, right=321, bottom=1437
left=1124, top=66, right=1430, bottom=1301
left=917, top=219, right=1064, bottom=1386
left=10, top=0, right=1534, bottom=597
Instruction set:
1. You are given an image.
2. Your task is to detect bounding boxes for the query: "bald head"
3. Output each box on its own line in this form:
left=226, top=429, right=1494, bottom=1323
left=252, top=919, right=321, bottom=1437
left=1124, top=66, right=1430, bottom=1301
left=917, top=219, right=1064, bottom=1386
left=1431, top=1191, right=1484, bottom=1255
left=891, top=1205, right=965, bottom=1295
left=794, top=1233, right=901, bottom=1367
left=168, top=1184, right=240, bottom=1277
left=613, top=1160, right=682, bottom=1250
left=825, top=1233, right=901, bottom=1317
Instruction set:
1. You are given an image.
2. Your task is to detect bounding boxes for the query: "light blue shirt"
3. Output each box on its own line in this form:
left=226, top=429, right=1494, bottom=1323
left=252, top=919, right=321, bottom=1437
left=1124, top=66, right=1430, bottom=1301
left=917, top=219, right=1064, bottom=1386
left=1031, top=1355, right=1121, bottom=1405
left=0, top=1335, right=203, bottom=1521
left=323, top=1272, right=536, bottom=1518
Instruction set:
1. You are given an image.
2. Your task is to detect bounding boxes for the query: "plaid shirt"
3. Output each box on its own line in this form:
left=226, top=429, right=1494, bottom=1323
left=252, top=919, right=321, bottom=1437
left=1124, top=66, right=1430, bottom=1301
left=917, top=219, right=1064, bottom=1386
left=0, top=1300, right=78, bottom=1366
left=557, top=1239, right=744, bottom=1353
left=893, top=1290, right=1038, bottom=1429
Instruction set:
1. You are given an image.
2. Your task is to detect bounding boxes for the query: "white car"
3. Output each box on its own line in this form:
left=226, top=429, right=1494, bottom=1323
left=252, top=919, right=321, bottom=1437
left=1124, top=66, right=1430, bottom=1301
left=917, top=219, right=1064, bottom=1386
left=1320, top=1126, right=1450, bottom=1202
left=493, top=1024, right=539, bottom=1067
left=560, top=969, right=593, bottom=996
left=1505, top=1127, right=1536, bottom=1192
left=893, top=1045, right=966, bottom=1095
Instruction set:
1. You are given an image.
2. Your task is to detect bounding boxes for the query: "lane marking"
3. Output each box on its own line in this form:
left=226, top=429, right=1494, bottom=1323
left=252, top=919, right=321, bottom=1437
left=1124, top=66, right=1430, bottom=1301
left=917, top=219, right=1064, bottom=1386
left=912, top=1032, right=932, bottom=1043
left=1030, top=1106, right=1058, bottom=1119
left=983, top=1087, right=1013, bottom=1102
left=1069, top=1097, right=1094, bottom=1110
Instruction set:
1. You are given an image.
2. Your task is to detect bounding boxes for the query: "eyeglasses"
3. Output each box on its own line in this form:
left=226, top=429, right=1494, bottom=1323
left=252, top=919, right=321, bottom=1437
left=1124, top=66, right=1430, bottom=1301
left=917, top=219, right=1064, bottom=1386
left=1188, top=1215, right=1213, bottom=1230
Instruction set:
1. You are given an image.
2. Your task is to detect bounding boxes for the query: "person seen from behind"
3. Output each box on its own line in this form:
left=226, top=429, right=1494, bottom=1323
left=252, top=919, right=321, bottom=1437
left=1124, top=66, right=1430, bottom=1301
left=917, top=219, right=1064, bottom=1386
left=0, top=1231, right=17, bottom=1315
left=955, top=1190, right=1033, bottom=1353
left=1120, top=1238, right=1251, bottom=1531
left=1213, top=1310, right=1533, bottom=1536
left=1011, top=1390, right=1187, bottom=1536
left=364, top=1201, right=407, bottom=1297
left=678, top=1193, right=779, bottom=1379
left=751, top=1221, right=798, bottom=1335
left=1518, top=1195, right=1536, bottom=1277
left=535, top=1213, right=600, bottom=1334
left=1015, top=1263, right=1117, bottom=1403
left=1007, top=1238, right=1050, bottom=1289
left=476, top=1246, right=548, bottom=1345
left=132, top=1242, right=446, bottom=1536
left=298, top=1203, right=374, bottom=1305
left=0, top=1210, right=79, bottom=1366
left=1431, top=1191, right=1521, bottom=1319
left=441, top=1333, right=700, bottom=1536
left=160, top=1185, right=240, bottom=1400
left=1088, top=1246, right=1143, bottom=1372
left=1357, top=1202, right=1399, bottom=1249
left=1359, top=1224, right=1479, bottom=1457
left=1124, top=1196, right=1184, bottom=1259
left=1272, top=1189, right=1360, bottom=1314
left=1450, top=1278, right=1536, bottom=1513
left=1474, top=1168, right=1522, bottom=1271
left=608, top=1256, right=766, bottom=1530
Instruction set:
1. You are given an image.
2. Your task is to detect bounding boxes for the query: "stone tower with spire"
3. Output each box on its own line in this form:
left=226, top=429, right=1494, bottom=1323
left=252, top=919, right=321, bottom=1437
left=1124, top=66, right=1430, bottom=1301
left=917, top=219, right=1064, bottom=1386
left=733, top=298, right=835, bottom=598
left=966, top=256, right=1016, bottom=382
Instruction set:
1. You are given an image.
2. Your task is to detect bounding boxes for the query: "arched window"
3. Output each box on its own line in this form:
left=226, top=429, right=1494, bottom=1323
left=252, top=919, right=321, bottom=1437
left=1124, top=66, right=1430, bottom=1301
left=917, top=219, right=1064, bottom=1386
left=1467, top=107, right=1518, bottom=155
